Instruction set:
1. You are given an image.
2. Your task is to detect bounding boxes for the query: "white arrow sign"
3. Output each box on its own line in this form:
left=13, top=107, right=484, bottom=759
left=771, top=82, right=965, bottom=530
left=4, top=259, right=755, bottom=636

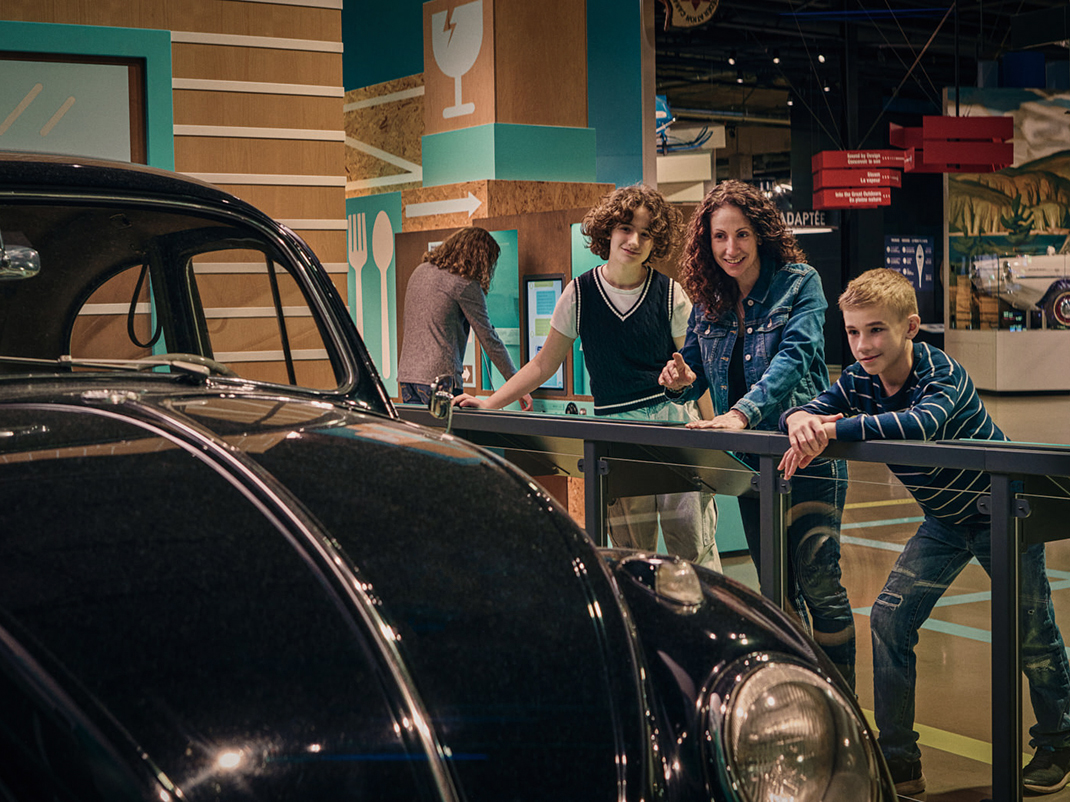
left=405, top=192, right=483, bottom=219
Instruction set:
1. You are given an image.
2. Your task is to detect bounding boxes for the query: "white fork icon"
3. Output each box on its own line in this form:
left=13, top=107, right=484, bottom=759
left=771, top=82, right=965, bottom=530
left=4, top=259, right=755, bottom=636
left=347, top=212, right=367, bottom=335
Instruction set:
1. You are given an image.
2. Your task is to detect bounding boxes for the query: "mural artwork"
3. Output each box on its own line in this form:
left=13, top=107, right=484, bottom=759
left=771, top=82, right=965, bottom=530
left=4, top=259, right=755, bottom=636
left=948, top=88, right=1070, bottom=330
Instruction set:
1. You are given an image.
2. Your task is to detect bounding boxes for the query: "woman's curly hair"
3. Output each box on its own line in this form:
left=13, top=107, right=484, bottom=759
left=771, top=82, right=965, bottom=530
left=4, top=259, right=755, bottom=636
left=582, top=184, right=682, bottom=265
left=680, top=180, right=806, bottom=318
left=424, top=226, right=501, bottom=293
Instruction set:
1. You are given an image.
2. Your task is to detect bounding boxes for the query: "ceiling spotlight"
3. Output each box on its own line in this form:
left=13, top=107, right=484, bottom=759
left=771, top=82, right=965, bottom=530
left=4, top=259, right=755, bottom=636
left=818, top=53, right=826, bottom=63
left=772, top=50, right=780, bottom=65
left=728, top=51, right=736, bottom=66
left=736, top=70, right=744, bottom=84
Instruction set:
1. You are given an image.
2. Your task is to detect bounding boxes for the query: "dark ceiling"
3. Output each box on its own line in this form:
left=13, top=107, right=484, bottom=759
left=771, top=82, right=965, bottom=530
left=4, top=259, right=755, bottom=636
left=654, top=1, right=1070, bottom=179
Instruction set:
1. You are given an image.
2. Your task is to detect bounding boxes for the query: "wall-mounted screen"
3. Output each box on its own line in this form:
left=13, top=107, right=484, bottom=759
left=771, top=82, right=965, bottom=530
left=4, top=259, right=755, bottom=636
left=523, top=273, right=565, bottom=392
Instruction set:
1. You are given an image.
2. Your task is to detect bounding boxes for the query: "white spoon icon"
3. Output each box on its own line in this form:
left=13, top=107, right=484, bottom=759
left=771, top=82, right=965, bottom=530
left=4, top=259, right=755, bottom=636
left=371, top=210, right=394, bottom=379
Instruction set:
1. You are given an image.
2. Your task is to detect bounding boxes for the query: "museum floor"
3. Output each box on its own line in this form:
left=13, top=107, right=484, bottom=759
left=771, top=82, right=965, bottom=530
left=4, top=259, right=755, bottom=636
left=722, top=392, right=1070, bottom=801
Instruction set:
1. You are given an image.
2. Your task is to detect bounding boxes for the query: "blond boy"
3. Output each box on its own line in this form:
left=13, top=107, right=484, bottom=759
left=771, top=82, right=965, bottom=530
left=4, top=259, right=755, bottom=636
left=779, top=268, right=1070, bottom=796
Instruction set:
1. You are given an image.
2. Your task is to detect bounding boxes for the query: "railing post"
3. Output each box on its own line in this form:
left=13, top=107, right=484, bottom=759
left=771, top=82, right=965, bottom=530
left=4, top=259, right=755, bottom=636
left=581, top=439, right=608, bottom=547
left=988, top=473, right=1023, bottom=802
left=756, top=454, right=789, bottom=608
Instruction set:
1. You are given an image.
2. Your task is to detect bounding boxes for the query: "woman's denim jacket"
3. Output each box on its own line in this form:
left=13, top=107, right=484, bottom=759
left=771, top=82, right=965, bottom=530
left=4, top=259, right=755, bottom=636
left=672, top=257, right=831, bottom=432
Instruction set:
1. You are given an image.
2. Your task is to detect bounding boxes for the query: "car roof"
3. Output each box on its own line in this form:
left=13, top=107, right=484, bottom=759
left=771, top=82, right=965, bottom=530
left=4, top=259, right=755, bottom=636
left=0, top=150, right=263, bottom=217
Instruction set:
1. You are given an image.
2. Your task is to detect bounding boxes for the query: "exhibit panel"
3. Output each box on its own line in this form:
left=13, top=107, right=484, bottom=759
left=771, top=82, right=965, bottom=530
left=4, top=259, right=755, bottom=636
left=944, top=87, right=1070, bottom=391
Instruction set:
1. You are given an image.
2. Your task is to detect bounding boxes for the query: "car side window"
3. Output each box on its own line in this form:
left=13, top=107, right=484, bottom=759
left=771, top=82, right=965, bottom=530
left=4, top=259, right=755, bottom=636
left=68, top=246, right=338, bottom=390
left=190, top=250, right=336, bottom=389
left=70, top=263, right=157, bottom=361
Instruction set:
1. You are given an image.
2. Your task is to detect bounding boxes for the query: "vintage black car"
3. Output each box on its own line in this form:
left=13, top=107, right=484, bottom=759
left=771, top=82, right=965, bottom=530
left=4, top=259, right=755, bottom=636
left=0, top=151, right=896, bottom=801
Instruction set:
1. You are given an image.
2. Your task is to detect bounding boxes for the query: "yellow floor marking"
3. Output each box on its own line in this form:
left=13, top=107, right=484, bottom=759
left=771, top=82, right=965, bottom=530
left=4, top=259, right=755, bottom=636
left=846, top=498, right=918, bottom=510
left=861, top=708, right=1031, bottom=765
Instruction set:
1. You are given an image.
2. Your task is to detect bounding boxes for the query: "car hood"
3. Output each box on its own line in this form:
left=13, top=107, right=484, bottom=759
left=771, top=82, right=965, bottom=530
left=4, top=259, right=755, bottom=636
left=0, top=386, right=650, bottom=800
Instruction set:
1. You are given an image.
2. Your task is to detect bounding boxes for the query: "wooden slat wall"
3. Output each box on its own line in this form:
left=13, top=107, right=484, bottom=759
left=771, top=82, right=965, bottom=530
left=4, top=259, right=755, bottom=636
left=4, top=0, right=348, bottom=375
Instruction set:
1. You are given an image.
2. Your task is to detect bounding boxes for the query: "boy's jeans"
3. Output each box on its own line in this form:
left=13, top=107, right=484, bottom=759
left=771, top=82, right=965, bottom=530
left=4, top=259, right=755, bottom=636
left=872, top=514, right=1070, bottom=763
left=737, top=456, right=855, bottom=690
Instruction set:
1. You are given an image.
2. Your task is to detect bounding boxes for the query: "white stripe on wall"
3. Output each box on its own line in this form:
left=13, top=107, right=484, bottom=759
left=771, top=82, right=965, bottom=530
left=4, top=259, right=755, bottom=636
left=203, top=307, right=313, bottom=318
left=192, top=261, right=347, bottom=274
left=277, top=219, right=346, bottom=230
left=345, top=136, right=422, bottom=174
left=347, top=175, right=423, bottom=191
left=174, top=125, right=344, bottom=141
left=214, top=349, right=329, bottom=362
left=171, top=30, right=343, bottom=53
left=343, top=86, right=425, bottom=111
left=183, top=172, right=346, bottom=186
left=222, top=0, right=341, bottom=8
left=172, top=78, right=344, bottom=97
left=81, top=303, right=152, bottom=315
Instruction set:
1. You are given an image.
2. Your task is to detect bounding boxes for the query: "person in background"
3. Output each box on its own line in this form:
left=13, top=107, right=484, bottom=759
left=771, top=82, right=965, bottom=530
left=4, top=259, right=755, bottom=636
left=780, top=267, right=1070, bottom=797
left=454, top=185, right=720, bottom=570
left=397, top=226, right=532, bottom=410
left=658, top=179, right=854, bottom=689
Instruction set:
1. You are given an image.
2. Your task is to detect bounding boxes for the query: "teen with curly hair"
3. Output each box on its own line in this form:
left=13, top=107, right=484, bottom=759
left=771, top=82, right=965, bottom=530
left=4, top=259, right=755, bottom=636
left=397, top=226, right=532, bottom=409
left=658, top=179, right=855, bottom=688
left=455, top=185, right=720, bottom=570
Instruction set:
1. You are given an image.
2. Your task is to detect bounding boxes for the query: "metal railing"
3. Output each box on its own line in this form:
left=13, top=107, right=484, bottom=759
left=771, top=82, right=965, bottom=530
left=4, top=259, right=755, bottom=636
left=398, top=404, right=1070, bottom=802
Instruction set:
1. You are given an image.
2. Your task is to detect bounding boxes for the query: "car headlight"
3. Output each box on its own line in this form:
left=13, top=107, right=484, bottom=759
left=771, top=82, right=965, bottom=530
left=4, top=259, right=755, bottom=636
left=714, top=658, right=881, bottom=801
left=618, top=555, right=704, bottom=611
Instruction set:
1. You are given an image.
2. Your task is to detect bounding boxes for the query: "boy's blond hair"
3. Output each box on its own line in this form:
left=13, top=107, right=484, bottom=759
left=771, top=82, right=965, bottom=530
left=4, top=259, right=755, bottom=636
left=838, top=268, right=918, bottom=321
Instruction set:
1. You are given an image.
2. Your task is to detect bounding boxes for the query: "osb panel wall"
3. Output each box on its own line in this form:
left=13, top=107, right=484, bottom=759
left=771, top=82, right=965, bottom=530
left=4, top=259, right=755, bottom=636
left=5, top=0, right=348, bottom=378
left=400, top=179, right=613, bottom=233
left=345, top=74, right=425, bottom=198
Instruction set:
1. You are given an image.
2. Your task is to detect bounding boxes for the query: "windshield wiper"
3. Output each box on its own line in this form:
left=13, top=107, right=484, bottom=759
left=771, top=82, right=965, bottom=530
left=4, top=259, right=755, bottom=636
left=0, top=354, right=227, bottom=378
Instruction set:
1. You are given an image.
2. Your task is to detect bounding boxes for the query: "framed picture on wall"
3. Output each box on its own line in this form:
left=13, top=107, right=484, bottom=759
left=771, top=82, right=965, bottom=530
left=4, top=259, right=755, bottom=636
left=0, top=51, right=146, bottom=163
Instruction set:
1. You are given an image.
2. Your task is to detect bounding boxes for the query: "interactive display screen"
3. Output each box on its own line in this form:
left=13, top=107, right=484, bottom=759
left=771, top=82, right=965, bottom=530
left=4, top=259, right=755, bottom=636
left=523, top=274, right=565, bottom=391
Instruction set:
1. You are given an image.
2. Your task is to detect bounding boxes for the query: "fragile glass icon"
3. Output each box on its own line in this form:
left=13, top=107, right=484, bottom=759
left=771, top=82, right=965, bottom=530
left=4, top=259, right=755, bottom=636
left=431, top=0, right=483, bottom=119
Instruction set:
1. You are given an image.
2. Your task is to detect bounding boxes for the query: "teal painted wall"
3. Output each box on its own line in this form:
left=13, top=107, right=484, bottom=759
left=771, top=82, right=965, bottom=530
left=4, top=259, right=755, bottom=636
left=345, top=192, right=404, bottom=398
left=343, top=0, right=424, bottom=90
left=586, top=0, right=645, bottom=188
left=422, top=124, right=597, bottom=186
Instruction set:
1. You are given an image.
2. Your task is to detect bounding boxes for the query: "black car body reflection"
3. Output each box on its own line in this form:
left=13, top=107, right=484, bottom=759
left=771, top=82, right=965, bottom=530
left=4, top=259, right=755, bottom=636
left=0, top=152, right=896, bottom=801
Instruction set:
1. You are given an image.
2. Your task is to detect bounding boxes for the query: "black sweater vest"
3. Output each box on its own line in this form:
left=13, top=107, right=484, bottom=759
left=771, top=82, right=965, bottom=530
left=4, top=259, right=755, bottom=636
left=576, top=267, right=676, bottom=415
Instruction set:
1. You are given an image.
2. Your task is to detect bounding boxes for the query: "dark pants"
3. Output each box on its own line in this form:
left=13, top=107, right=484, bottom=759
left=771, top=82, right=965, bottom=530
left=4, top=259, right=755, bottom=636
left=400, top=381, right=460, bottom=405
left=737, top=456, right=855, bottom=690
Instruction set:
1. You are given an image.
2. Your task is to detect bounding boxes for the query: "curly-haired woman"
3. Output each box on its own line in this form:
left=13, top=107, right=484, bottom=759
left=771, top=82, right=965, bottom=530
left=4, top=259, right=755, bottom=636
left=397, top=226, right=531, bottom=409
left=658, top=179, right=855, bottom=689
left=455, top=185, right=720, bottom=570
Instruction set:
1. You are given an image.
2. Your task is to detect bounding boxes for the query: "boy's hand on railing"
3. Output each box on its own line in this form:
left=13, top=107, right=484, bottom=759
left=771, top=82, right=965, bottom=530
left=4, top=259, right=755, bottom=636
left=778, top=447, right=812, bottom=480
left=785, top=410, right=841, bottom=454
left=780, top=410, right=843, bottom=478
left=658, top=352, right=696, bottom=391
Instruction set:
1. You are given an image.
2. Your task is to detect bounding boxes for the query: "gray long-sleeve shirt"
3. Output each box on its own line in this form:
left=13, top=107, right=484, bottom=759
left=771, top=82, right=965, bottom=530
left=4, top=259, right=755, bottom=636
left=396, top=262, right=518, bottom=388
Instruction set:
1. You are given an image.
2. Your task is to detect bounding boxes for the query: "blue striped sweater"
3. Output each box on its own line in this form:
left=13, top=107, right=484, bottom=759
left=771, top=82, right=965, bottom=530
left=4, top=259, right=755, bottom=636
left=790, top=342, right=1006, bottom=524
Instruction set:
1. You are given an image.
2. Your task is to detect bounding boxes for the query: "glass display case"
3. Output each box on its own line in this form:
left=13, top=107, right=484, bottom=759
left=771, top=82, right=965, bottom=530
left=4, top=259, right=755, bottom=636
left=951, top=251, right=1070, bottom=331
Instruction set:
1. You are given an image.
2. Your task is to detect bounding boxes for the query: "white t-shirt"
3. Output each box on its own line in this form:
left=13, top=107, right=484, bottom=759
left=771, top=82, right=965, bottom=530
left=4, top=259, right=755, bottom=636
left=549, top=265, right=692, bottom=340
